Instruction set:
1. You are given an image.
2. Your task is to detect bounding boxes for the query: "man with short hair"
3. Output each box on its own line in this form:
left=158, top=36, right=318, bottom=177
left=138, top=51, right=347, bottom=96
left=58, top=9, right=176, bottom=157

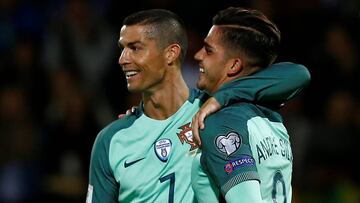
left=86, top=8, right=309, bottom=203
left=191, top=7, right=305, bottom=203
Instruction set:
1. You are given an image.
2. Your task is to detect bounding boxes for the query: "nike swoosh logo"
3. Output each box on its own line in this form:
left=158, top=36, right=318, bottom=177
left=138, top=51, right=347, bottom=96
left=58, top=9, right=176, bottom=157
left=124, top=158, right=145, bottom=168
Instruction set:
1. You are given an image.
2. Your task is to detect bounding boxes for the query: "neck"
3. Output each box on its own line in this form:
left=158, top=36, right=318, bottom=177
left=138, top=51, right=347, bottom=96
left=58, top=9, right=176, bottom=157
left=142, top=70, right=189, bottom=120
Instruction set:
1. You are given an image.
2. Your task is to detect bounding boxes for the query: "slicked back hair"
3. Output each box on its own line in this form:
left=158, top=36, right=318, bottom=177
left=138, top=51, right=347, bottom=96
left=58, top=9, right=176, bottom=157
left=213, top=7, right=281, bottom=69
left=123, top=9, right=188, bottom=63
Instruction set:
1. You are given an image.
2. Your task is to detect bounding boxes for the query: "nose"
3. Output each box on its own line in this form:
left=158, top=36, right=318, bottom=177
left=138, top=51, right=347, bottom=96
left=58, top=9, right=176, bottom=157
left=119, top=48, right=129, bottom=66
left=194, top=48, right=204, bottom=61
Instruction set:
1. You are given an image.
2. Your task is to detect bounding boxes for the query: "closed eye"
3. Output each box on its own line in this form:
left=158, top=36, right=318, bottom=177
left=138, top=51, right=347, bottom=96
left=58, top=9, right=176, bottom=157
left=205, top=47, right=213, bottom=54
left=204, top=42, right=214, bottom=55
left=129, top=44, right=143, bottom=52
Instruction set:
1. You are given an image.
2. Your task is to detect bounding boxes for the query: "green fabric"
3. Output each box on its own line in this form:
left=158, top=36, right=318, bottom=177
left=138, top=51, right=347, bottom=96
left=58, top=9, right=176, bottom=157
left=225, top=180, right=262, bottom=203
left=88, top=62, right=309, bottom=202
left=195, top=103, right=293, bottom=202
left=89, top=89, right=202, bottom=203
left=191, top=150, right=220, bottom=203
left=213, top=62, right=311, bottom=108
left=109, top=100, right=200, bottom=203
left=89, top=117, right=136, bottom=203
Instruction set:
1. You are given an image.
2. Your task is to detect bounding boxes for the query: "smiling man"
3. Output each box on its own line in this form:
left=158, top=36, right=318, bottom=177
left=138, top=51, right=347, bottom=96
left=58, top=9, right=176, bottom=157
left=191, top=7, right=304, bottom=203
left=86, top=9, right=310, bottom=203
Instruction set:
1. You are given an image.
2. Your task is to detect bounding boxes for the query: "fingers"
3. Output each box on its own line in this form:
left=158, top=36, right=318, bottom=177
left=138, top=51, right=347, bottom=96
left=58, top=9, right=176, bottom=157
left=197, top=97, right=221, bottom=128
left=191, top=97, right=221, bottom=146
left=119, top=106, right=137, bottom=119
left=192, top=109, right=207, bottom=146
left=126, top=106, right=137, bottom=115
left=131, top=106, right=136, bottom=113
left=192, top=113, right=202, bottom=147
left=198, top=110, right=206, bottom=130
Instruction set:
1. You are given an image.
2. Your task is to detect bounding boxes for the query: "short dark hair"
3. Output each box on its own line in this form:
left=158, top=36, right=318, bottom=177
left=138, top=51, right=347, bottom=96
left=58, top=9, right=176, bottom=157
left=123, top=9, right=188, bottom=62
left=213, top=7, right=281, bottom=68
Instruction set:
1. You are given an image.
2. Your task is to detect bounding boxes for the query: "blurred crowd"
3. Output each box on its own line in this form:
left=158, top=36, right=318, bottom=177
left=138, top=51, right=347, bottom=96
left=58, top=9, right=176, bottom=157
left=0, top=0, right=359, bottom=202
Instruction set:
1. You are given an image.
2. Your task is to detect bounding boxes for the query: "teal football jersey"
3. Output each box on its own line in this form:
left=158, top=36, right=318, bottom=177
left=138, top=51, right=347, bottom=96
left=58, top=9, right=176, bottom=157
left=87, top=62, right=310, bottom=203
left=88, top=88, right=202, bottom=203
left=192, top=103, right=293, bottom=203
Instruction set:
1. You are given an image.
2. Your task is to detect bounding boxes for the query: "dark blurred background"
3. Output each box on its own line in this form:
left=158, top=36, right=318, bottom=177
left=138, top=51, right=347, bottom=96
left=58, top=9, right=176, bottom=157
left=0, top=0, right=359, bottom=202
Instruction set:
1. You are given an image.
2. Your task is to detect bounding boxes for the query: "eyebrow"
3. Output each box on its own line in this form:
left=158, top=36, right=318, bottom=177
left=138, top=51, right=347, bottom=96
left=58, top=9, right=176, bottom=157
left=203, top=41, right=213, bottom=50
left=118, top=40, right=142, bottom=48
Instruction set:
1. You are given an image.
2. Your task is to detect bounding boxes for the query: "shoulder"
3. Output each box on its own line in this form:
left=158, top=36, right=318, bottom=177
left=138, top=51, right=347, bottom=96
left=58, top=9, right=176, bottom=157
left=93, top=114, right=138, bottom=151
left=200, top=103, right=256, bottom=147
left=201, top=103, right=282, bottom=142
left=204, top=103, right=258, bottom=126
left=206, top=102, right=282, bottom=126
left=188, top=88, right=208, bottom=104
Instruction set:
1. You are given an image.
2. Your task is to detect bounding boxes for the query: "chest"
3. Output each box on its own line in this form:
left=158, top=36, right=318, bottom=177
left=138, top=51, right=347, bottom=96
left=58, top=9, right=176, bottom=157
left=109, top=112, right=199, bottom=201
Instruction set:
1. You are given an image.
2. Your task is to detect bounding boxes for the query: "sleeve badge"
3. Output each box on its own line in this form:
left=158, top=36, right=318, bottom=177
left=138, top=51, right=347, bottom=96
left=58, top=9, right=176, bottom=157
left=215, top=132, right=241, bottom=156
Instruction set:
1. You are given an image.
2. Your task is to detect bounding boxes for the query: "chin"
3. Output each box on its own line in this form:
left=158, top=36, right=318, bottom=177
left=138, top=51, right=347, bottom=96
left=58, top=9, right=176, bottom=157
left=196, top=82, right=207, bottom=91
left=197, top=87, right=205, bottom=91
left=196, top=81, right=202, bottom=89
left=127, top=85, right=141, bottom=93
left=128, top=89, right=142, bottom=93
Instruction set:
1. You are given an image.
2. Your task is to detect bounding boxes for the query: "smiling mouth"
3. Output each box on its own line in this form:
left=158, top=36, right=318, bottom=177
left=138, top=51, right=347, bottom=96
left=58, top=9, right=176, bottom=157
left=125, top=71, right=139, bottom=79
left=199, top=67, right=205, bottom=73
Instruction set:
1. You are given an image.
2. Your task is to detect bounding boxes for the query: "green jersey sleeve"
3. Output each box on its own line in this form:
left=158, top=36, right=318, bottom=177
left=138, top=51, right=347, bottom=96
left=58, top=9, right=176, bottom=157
left=199, top=108, right=260, bottom=197
left=87, top=127, right=119, bottom=203
left=225, top=180, right=263, bottom=203
left=191, top=150, right=221, bottom=203
left=199, top=103, right=292, bottom=202
left=213, top=62, right=311, bottom=107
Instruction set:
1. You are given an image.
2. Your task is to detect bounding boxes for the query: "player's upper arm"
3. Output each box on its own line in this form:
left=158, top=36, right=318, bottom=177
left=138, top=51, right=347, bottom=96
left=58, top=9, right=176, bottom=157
left=88, top=128, right=119, bottom=203
left=225, top=180, right=263, bottom=203
left=199, top=109, right=260, bottom=197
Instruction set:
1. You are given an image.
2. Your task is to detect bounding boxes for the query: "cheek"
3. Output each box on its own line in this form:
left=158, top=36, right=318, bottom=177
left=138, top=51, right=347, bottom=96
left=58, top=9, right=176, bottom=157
left=206, top=70, right=220, bottom=85
left=207, top=61, right=223, bottom=79
left=146, top=52, right=164, bottom=66
left=135, top=50, right=156, bottom=65
left=135, top=52, right=160, bottom=70
left=134, top=55, right=148, bottom=67
left=145, top=59, right=166, bottom=80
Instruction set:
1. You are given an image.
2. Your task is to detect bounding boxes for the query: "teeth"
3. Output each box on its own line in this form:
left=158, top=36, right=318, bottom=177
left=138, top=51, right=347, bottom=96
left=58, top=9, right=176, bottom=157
left=199, top=68, right=204, bottom=73
left=125, top=71, right=138, bottom=78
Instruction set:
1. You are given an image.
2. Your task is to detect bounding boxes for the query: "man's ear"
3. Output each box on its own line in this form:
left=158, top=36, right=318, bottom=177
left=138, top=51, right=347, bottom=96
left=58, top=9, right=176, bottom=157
left=227, top=58, right=242, bottom=76
left=165, top=44, right=181, bottom=65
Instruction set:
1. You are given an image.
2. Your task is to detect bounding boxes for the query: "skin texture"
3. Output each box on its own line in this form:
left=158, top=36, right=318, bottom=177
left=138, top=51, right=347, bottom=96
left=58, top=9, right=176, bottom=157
left=191, top=97, right=220, bottom=146
left=119, top=25, right=167, bottom=94
left=118, top=24, right=189, bottom=120
left=192, top=25, right=244, bottom=145
left=195, top=26, right=243, bottom=95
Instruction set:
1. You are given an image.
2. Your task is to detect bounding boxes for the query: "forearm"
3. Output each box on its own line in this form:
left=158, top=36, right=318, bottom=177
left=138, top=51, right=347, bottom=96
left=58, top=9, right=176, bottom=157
left=213, top=62, right=311, bottom=107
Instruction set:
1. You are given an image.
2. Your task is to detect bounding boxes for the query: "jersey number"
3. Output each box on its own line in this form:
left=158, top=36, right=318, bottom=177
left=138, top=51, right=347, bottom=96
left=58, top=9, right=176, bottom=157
left=272, top=170, right=286, bottom=203
left=159, top=172, right=175, bottom=203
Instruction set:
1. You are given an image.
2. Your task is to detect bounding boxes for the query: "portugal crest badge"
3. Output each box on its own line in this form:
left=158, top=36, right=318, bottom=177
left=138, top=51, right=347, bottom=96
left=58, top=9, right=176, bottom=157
left=177, top=122, right=198, bottom=151
left=154, top=138, right=172, bottom=162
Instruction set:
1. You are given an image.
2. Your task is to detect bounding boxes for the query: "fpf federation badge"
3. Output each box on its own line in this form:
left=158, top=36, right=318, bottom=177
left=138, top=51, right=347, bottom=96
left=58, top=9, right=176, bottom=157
left=154, top=138, right=172, bottom=162
left=177, top=122, right=198, bottom=151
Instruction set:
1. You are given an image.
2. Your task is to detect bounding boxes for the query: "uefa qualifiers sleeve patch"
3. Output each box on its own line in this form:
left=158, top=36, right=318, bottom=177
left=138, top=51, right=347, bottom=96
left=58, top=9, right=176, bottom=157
left=86, top=184, right=93, bottom=203
left=224, top=155, right=256, bottom=174
left=215, top=132, right=241, bottom=156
